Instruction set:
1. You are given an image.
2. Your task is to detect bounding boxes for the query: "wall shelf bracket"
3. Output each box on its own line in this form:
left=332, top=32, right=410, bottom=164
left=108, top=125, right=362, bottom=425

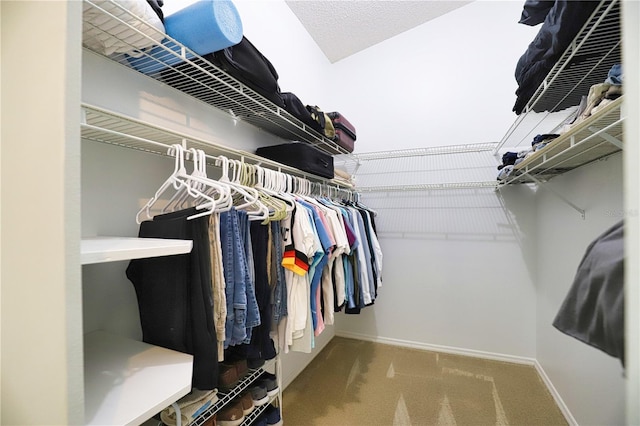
left=528, top=174, right=586, bottom=219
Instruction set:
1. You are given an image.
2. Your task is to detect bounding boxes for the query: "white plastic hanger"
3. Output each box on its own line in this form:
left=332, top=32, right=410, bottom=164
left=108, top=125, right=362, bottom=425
left=216, top=157, right=268, bottom=221
left=163, top=148, right=231, bottom=214
left=135, top=145, right=217, bottom=223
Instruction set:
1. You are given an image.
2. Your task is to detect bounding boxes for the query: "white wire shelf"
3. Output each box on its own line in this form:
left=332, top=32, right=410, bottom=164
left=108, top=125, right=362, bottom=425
left=81, top=104, right=354, bottom=188
left=82, top=0, right=348, bottom=156
left=503, top=96, right=624, bottom=185
left=523, top=0, right=621, bottom=114
left=335, top=142, right=501, bottom=191
left=348, top=143, right=499, bottom=161
left=358, top=181, right=498, bottom=192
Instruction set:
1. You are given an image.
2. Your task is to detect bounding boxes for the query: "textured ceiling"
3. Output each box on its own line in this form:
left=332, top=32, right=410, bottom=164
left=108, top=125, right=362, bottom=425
left=285, top=1, right=474, bottom=63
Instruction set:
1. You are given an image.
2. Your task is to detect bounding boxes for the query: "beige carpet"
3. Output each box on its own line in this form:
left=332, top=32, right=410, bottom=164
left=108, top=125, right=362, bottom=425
left=282, top=337, right=567, bottom=426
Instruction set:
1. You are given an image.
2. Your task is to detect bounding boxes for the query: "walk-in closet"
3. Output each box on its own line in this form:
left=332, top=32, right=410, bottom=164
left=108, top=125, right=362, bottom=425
left=1, top=1, right=638, bottom=425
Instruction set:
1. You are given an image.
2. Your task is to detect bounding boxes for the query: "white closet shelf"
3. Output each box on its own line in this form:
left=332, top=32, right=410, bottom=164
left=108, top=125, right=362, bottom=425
left=358, top=181, right=498, bottom=192
left=82, top=0, right=347, bottom=156
left=498, top=0, right=621, bottom=153
left=335, top=142, right=500, bottom=192
left=523, top=0, right=620, bottom=114
left=84, top=330, right=193, bottom=426
left=503, top=96, right=624, bottom=185
left=81, top=104, right=354, bottom=186
left=81, top=236, right=193, bottom=264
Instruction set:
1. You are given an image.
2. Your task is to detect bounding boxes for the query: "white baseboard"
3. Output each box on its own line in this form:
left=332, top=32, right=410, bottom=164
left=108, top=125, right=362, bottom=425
left=335, top=330, right=576, bottom=425
left=335, top=330, right=537, bottom=365
left=533, top=360, right=578, bottom=426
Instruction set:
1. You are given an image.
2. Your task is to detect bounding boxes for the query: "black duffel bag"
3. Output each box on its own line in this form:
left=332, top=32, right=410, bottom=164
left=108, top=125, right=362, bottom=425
left=204, top=36, right=285, bottom=108
left=281, top=92, right=324, bottom=135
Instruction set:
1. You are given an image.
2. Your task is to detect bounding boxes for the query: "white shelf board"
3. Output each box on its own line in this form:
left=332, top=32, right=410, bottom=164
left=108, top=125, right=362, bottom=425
left=81, top=237, right=193, bottom=264
left=84, top=331, right=193, bottom=426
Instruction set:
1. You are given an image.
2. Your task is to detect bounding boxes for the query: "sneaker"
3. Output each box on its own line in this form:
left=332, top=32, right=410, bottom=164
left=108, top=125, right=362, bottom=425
left=258, top=372, right=279, bottom=397
left=217, top=400, right=244, bottom=426
left=218, top=363, right=239, bottom=392
left=263, top=404, right=283, bottom=426
left=238, top=391, right=254, bottom=415
left=253, top=414, right=268, bottom=426
left=248, top=383, right=269, bottom=406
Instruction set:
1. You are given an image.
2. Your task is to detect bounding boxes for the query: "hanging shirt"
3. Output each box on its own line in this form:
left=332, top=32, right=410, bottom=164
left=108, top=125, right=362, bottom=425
left=347, top=206, right=372, bottom=306
left=318, top=200, right=349, bottom=325
left=297, top=199, right=333, bottom=335
left=280, top=204, right=316, bottom=353
left=208, top=213, right=227, bottom=361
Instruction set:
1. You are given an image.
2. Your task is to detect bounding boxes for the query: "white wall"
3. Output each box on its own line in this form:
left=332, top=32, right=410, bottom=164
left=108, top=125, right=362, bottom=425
left=534, top=154, right=626, bottom=425
left=1, top=2, right=83, bottom=424
left=622, top=2, right=640, bottom=423
left=324, top=1, right=539, bottom=358
left=326, top=1, right=540, bottom=152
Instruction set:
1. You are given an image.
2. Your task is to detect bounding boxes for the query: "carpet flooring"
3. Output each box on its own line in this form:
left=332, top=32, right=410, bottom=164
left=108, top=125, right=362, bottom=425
left=282, top=337, right=568, bottom=426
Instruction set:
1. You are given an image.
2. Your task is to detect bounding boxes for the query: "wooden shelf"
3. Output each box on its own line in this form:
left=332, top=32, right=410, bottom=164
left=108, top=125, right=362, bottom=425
left=84, top=331, right=193, bottom=426
left=81, top=236, right=193, bottom=264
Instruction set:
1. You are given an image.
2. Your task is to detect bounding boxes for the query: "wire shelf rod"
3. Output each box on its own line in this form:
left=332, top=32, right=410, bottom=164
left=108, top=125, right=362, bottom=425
left=357, top=181, right=498, bottom=192
left=350, top=143, right=499, bottom=161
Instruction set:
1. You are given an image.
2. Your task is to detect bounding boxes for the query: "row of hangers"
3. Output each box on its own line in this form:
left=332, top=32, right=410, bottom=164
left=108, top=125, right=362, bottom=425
left=136, top=144, right=357, bottom=224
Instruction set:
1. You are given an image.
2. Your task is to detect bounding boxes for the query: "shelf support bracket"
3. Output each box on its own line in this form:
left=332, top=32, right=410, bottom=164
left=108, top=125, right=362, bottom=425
left=588, top=125, right=623, bottom=149
left=528, top=175, right=586, bottom=219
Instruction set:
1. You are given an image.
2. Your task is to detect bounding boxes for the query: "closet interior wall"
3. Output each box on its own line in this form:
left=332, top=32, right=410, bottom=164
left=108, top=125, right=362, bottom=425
left=334, top=148, right=538, bottom=359
left=2, top=1, right=636, bottom=424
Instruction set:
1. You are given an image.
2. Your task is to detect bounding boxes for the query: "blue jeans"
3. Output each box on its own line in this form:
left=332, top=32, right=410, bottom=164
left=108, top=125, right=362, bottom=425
left=271, top=221, right=288, bottom=323
left=238, top=210, right=261, bottom=343
left=220, top=208, right=257, bottom=347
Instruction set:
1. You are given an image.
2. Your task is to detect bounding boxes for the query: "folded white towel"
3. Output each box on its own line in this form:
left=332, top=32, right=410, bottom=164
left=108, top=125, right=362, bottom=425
left=160, top=389, right=219, bottom=426
left=83, top=0, right=165, bottom=57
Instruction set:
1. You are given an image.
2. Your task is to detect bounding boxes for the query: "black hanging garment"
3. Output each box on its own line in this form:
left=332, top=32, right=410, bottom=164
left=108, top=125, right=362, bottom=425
left=248, top=221, right=277, bottom=362
left=552, top=220, right=625, bottom=366
left=126, top=208, right=219, bottom=389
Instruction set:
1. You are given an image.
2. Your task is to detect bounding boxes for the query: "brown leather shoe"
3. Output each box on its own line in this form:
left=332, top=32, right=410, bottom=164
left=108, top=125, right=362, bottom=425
left=217, top=401, right=244, bottom=426
left=234, top=358, right=249, bottom=379
left=238, top=391, right=254, bottom=415
left=218, top=363, right=239, bottom=392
